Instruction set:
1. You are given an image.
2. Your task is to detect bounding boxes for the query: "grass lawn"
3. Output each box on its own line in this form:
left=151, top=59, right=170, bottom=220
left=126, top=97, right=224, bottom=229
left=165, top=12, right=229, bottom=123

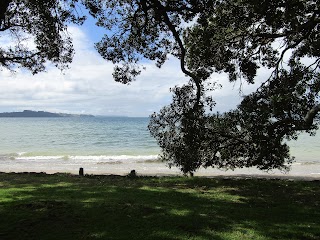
left=0, top=172, right=319, bottom=240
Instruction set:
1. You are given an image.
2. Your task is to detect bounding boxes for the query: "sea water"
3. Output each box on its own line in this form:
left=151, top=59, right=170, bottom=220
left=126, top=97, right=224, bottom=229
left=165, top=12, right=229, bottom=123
left=0, top=117, right=159, bottom=156
left=0, top=117, right=319, bottom=177
left=0, top=117, right=164, bottom=175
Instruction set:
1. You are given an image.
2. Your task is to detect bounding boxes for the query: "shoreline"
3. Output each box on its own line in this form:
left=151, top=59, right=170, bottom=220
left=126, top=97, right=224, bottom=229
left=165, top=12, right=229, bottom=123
left=0, top=169, right=319, bottom=181
left=1, top=156, right=320, bottom=181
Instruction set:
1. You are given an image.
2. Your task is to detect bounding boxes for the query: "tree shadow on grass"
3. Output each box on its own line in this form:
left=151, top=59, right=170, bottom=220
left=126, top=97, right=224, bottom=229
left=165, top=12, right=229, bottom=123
left=215, top=178, right=320, bottom=239
left=0, top=173, right=319, bottom=240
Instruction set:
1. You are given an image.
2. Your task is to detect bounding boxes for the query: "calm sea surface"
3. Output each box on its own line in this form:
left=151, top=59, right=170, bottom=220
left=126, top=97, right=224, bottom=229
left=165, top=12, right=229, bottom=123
left=0, top=117, right=159, bottom=157
left=0, top=117, right=319, bottom=176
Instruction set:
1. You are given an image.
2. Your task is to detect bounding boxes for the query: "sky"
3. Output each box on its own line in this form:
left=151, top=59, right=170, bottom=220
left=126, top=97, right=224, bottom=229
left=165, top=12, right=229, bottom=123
left=0, top=20, right=264, bottom=117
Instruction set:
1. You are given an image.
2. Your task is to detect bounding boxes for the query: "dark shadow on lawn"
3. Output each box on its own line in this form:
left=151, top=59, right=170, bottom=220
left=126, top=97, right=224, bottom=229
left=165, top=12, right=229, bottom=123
left=0, top=173, right=319, bottom=240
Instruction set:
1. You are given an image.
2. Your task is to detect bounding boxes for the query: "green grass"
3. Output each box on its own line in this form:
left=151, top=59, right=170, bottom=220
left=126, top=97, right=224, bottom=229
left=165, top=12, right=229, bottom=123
left=0, top=172, right=319, bottom=240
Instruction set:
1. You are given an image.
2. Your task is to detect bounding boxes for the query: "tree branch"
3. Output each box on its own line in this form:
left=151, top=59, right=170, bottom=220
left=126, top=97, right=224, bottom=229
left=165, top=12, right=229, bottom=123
left=0, top=0, right=11, bottom=25
left=0, top=51, right=41, bottom=64
left=304, top=104, right=320, bottom=127
left=150, top=0, right=202, bottom=107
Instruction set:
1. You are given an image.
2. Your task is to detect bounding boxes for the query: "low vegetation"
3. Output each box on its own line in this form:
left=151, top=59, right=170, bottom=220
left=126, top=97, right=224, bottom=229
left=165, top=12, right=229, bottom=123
left=0, top=172, right=319, bottom=240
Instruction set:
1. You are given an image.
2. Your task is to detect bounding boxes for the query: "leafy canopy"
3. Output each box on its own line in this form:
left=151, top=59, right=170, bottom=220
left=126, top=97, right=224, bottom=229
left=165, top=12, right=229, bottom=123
left=181, top=0, right=320, bottom=173
left=149, top=0, right=320, bottom=174
left=0, top=0, right=85, bottom=74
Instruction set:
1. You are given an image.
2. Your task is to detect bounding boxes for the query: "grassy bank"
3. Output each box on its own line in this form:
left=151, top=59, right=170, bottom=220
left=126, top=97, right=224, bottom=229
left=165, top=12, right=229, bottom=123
left=0, top=172, right=319, bottom=240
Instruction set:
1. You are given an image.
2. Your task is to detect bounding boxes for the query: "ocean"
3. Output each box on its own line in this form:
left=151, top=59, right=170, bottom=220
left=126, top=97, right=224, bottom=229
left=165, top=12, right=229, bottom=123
left=0, top=117, right=319, bottom=177
left=0, top=117, right=159, bottom=156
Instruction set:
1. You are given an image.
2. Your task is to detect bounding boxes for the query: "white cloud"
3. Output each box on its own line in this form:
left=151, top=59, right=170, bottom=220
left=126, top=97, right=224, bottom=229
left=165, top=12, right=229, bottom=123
left=0, top=25, right=270, bottom=116
left=0, top=26, right=190, bottom=116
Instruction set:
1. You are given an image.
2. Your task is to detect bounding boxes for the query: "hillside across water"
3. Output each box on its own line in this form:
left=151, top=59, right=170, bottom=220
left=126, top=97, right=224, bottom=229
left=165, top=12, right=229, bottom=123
left=0, top=110, right=94, bottom=118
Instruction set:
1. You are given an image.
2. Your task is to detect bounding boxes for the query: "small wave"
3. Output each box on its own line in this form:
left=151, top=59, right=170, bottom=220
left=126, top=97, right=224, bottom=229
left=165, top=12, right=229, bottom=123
left=290, top=162, right=302, bottom=165
left=61, top=156, right=70, bottom=161
left=0, top=153, right=21, bottom=161
left=290, top=160, right=320, bottom=166
left=136, top=159, right=164, bottom=164
left=18, top=152, right=28, bottom=156
left=14, top=154, right=159, bottom=163
left=97, top=161, right=123, bottom=165
left=301, top=161, right=320, bottom=165
left=16, top=156, right=62, bottom=161
left=68, top=155, right=159, bottom=161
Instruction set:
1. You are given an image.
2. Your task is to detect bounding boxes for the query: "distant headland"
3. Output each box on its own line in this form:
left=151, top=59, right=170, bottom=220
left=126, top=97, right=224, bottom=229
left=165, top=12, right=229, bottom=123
left=0, top=110, right=94, bottom=118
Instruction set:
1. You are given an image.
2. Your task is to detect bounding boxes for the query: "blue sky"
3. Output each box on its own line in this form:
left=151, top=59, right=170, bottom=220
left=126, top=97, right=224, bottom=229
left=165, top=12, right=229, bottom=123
left=0, top=20, right=262, bottom=117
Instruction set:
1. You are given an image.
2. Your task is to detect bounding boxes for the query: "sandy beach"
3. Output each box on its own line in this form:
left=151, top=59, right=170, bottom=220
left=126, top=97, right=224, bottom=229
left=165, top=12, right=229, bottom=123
left=1, top=158, right=320, bottom=181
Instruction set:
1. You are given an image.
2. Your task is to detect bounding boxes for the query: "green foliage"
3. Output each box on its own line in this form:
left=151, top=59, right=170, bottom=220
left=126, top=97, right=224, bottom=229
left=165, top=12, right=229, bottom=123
left=0, top=0, right=86, bottom=74
left=85, top=0, right=206, bottom=84
left=149, top=83, right=211, bottom=175
left=149, top=0, right=320, bottom=173
left=185, top=0, right=320, bottom=83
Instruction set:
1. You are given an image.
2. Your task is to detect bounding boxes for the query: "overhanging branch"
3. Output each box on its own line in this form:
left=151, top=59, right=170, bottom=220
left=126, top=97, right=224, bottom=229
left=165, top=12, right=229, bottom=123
left=149, top=0, right=202, bottom=107
left=0, top=51, right=41, bottom=66
left=304, top=104, right=320, bottom=127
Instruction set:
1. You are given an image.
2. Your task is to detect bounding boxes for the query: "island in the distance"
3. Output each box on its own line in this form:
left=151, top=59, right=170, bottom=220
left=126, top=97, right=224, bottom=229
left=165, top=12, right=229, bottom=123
left=0, top=110, right=94, bottom=118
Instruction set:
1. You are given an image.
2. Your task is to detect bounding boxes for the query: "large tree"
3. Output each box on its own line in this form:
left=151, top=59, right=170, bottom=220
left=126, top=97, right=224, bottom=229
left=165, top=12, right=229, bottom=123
left=149, top=0, right=320, bottom=174
left=91, top=0, right=320, bottom=174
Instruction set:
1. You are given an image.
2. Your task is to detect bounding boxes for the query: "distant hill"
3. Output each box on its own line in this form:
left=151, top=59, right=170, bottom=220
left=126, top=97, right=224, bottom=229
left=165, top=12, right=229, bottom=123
left=0, top=110, right=94, bottom=118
